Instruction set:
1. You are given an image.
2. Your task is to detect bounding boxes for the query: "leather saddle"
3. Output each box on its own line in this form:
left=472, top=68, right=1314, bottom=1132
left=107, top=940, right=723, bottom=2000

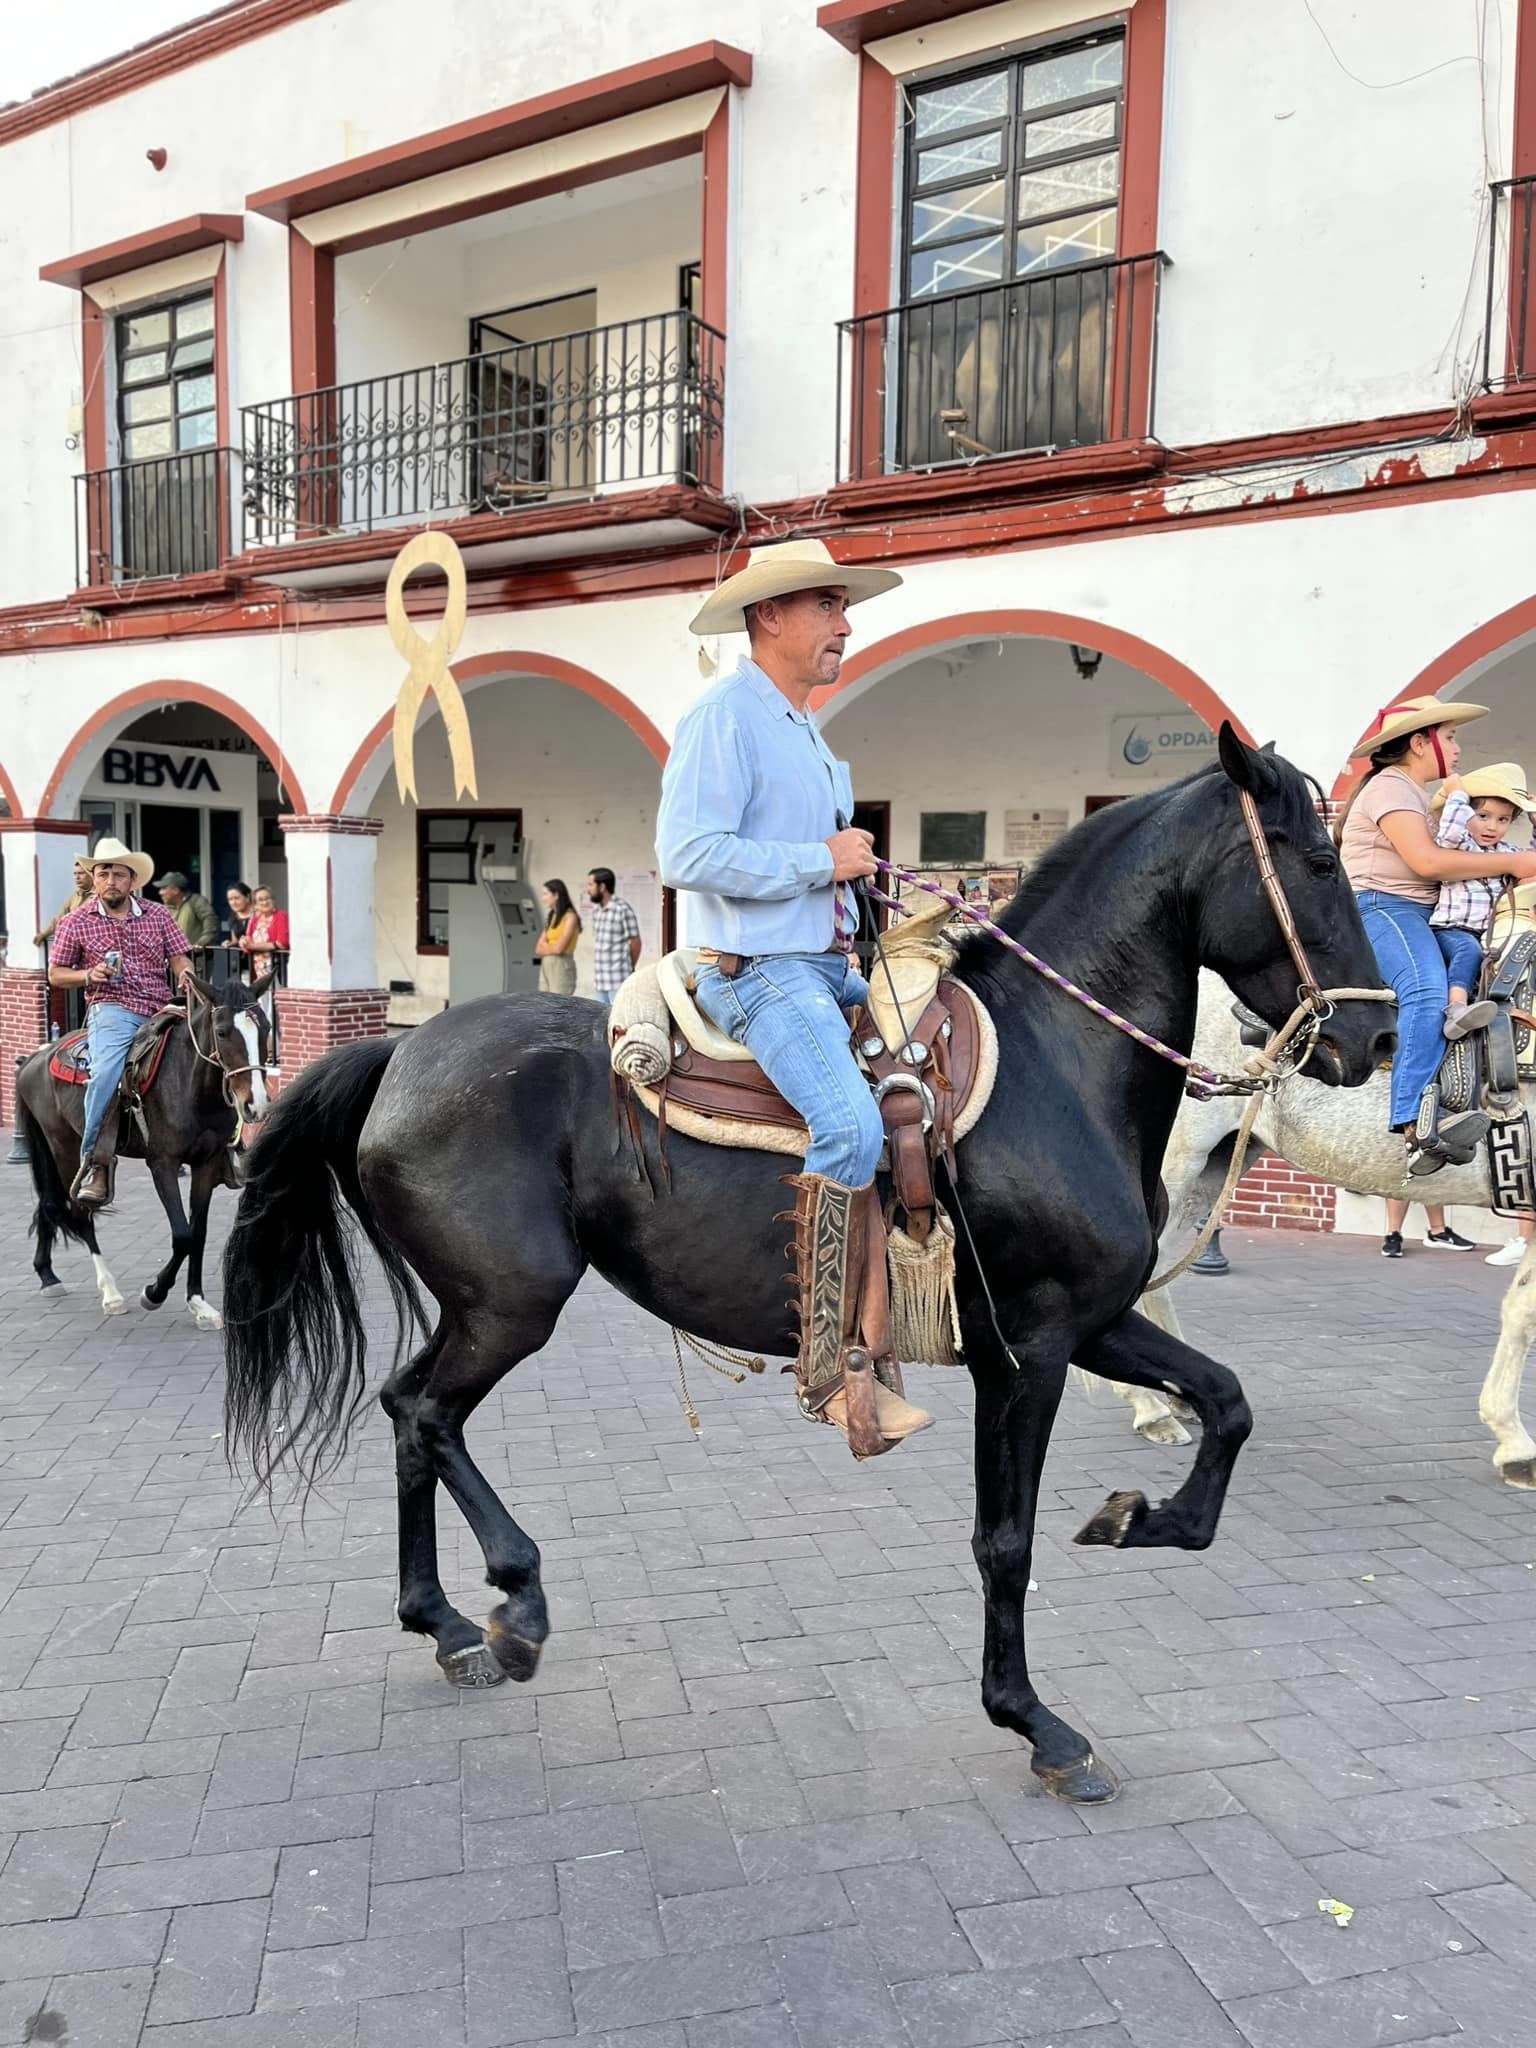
left=610, top=928, right=993, bottom=1239
left=49, top=1007, right=180, bottom=1100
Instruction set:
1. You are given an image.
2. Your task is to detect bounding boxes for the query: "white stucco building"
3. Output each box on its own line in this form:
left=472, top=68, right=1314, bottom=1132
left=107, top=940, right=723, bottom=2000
left=3, top=0, right=1536, bottom=1234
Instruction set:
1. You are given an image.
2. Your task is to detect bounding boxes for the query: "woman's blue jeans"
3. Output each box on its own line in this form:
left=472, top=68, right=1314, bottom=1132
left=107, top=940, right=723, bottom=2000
left=1357, top=891, right=1448, bottom=1126
left=695, top=952, right=884, bottom=1186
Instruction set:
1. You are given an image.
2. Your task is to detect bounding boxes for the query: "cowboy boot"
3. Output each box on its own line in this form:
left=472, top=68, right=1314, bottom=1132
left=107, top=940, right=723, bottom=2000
left=72, top=1103, right=122, bottom=1209
left=781, top=1173, right=933, bottom=1459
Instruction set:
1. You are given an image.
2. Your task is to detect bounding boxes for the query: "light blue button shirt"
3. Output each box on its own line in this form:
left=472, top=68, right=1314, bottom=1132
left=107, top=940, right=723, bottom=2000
left=657, top=657, right=852, bottom=956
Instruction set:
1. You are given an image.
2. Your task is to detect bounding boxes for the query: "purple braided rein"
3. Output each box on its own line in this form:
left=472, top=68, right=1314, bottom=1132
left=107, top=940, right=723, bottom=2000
left=868, top=857, right=1232, bottom=1099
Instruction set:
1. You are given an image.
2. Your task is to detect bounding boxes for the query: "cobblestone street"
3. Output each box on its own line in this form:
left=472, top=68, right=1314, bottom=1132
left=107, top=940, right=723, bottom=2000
left=3, top=1166, right=1536, bottom=2047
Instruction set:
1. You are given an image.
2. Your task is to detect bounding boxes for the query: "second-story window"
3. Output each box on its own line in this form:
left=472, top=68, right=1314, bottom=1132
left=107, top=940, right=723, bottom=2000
left=116, top=290, right=217, bottom=461
left=904, top=33, right=1125, bottom=300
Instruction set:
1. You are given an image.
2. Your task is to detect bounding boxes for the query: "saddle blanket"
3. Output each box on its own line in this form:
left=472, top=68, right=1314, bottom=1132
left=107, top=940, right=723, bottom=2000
left=49, top=1014, right=176, bottom=1096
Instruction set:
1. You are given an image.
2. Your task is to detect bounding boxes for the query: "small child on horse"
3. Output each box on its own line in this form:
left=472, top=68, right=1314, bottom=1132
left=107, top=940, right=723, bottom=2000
left=1431, top=762, right=1532, bottom=1040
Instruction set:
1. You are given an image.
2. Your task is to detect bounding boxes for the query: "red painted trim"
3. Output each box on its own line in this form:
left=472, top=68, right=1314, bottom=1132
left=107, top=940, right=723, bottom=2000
left=830, top=435, right=1165, bottom=512
left=329, top=651, right=670, bottom=813
left=818, top=0, right=993, bottom=50
left=0, top=816, right=90, bottom=834
left=325, top=856, right=334, bottom=965
left=39, top=681, right=308, bottom=816
left=1328, top=591, right=1536, bottom=799
left=80, top=302, right=110, bottom=574
left=852, top=53, right=897, bottom=322
left=0, top=769, right=30, bottom=816
left=1517, top=0, right=1536, bottom=176
left=322, top=135, right=706, bottom=259
left=0, top=0, right=347, bottom=148
left=813, top=608, right=1248, bottom=744
left=233, top=482, right=734, bottom=580
left=700, top=94, right=731, bottom=329
left=279, top=814, right=383, bottom=836
left=288, top=230, right=335, bottom=395
left=247, top=41, right=752, bottom=223
left=41, top=213, right=243, bottom=291
left=1121, top=2, right=1165, bottom=258
left=8, top=414, right=1536, bottom=655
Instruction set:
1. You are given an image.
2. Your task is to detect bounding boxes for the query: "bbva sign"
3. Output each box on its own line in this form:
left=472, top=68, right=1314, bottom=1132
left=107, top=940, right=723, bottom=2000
left=101, top=747, right=222, bottom=793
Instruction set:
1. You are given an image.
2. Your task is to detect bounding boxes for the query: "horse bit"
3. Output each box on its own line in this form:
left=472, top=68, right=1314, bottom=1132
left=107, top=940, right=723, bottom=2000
left=870, top=785, right=1391, bottom=1101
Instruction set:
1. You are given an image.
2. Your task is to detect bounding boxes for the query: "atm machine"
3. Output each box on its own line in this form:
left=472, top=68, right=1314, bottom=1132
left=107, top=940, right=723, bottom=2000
left=446, top=819, right=541, bottom=1005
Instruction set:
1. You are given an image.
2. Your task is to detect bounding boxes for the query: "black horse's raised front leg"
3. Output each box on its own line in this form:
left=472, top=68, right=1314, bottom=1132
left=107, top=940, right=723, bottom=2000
left=1073, top=1307, right=1252, bottom=1552
left=969, top=1330, right=1119, bottom=1805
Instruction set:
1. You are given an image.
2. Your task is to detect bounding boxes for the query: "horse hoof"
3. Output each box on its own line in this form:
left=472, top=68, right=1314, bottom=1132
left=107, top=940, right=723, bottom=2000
left=38, top=1276, right=62, bottom=1292
left=1032, top=1750, right=1120, bottom=1804
left=1074, top=1489, right=1148, bottom=1549
left=1135, top=1414, right=1191, bottom=1447
left=187, top=1296, right=224, bottom=1332
left=485, top=1615, right=544, bottom=1683
left=101, top=1296, right=128, bottom=1318
left=1499, top=1457, right=1536, bottom=1490
left=140, top=1288, right=163, bottom=1312
left=437, top=1643, right=507, bottom=1688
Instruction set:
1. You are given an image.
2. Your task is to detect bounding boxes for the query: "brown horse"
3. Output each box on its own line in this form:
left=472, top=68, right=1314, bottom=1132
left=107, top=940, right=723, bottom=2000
left=15, top=972, right=275, bottom=1329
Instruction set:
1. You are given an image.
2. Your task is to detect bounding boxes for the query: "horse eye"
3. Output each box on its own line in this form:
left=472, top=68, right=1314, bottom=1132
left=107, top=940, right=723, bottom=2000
left=1307, top=853, right=1338, bottom=878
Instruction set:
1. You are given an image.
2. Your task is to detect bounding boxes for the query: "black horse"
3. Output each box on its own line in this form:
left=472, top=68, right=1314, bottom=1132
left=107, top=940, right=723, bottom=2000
left=223, top=731, right=1393, bottom=1802
left=17, top=972, right=275, bottom=1329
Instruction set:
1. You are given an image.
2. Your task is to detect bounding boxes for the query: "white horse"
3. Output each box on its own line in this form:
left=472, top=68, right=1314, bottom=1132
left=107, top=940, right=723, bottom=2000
left=1107, top=974, right=1536, bottom=1487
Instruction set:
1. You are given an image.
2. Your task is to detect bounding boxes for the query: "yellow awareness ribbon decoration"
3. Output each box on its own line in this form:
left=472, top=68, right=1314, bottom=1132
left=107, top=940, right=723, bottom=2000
left=386, top=531, right=478, bottom=803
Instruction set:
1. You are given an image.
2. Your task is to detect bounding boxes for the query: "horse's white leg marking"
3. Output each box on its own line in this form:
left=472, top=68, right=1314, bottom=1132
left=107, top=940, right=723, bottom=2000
left=187, top=1295, right=224, bottom=1332
left=92, top=1252, right=126, bottom=1316
left=1479, top=1246, right=1536, bottom=1486
left=236, top=1014, right=269, bottom=1118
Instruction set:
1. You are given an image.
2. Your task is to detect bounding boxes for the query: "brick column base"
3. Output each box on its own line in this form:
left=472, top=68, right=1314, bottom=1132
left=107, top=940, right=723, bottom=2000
left=1226, top=1151, right=1337, bottom=1232
left=274, top=987, right=390, bottom=1086
left=0, top=968, right=49, bottom=1125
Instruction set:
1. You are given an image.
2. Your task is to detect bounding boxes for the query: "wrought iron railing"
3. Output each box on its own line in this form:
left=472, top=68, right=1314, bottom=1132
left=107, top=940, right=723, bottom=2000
left=75, top=447, right=235, bottom=587
left=241, top=311, right=726, bottom=545
left=1483, top=175, right=1536, bottom=388
left=836, top=252, right=1167, bottom=481
left=46, top=943, right=289, bottom=1054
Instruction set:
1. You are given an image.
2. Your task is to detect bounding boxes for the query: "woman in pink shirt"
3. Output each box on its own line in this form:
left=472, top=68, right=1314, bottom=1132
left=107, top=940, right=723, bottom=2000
left=1339, top=696, right=1536, bottom=1180
left=239, top=885, right=290, bottom=962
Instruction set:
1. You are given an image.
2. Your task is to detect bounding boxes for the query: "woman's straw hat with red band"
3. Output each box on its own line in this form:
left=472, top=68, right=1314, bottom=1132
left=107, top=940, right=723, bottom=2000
left=1349, top=694, right=1489, bottom=760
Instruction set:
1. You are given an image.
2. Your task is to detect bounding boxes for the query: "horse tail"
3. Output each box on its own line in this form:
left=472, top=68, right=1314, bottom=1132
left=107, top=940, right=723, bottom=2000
left=19, top=1086, right=94, bottom=1254
left=222, top=1036, right=425, bottom=1493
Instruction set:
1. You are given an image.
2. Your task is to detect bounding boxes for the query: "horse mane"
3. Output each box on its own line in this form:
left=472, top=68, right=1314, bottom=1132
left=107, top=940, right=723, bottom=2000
left=952, top=748, right=1322, bottom=970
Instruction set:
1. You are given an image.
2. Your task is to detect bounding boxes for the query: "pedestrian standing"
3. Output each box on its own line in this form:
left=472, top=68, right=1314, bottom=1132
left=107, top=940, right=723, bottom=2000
left=585, top=867, right=641, bottom=1008
left=156, top=870, right=220, bottom=948
left=535, top=880, right=582, bottom=994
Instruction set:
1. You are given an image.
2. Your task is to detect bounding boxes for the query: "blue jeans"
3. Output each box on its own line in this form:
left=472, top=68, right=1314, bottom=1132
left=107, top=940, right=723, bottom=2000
left=1357, top=892, right=1448, bottom=1126
left=1434, top=926, right=1484, bottom=996
left=696, top=952, right=883, bottom=1185
left=81, top=1002, right=144, bottom=1156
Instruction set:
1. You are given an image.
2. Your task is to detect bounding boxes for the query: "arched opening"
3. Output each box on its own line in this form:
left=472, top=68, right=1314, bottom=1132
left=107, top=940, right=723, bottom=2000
left=815, top=614, right=1244, bottom=894
left=40, top=686, right=305, bottom=998
left=339, top=656, right=668, bottom=1024
left=1329, top=600, right=1536, bottom=802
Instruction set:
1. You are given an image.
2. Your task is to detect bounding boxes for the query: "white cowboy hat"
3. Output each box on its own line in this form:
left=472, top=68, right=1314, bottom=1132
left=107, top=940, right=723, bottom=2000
left=88, top=837, right=154, bottom=891
left=688, top=538, right=902, bottom=637
left=1349, top=693, right=1489, bottom=759
left=1457, top=761, right=1533, bottom=814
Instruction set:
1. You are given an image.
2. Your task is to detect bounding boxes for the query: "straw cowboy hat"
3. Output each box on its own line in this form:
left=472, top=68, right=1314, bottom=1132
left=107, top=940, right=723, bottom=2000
left=1458, top=761, right=1534, bottom=813
left=1349, top=693, right=1489, bottom=759
left=88, top=837, right=154, bottom=891
left=689, top=538, right=902, bottom=637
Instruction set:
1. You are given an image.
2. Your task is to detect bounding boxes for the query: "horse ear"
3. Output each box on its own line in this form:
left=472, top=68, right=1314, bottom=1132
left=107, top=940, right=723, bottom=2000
left=1217, top=722, right=1276, bottom=797
left=246, top=970, right=276, bottom=1006
left=184, top=971, right=217, bottom=1006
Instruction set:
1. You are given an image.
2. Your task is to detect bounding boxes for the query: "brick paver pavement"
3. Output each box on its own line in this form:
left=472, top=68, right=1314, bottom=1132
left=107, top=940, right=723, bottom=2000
left=3, top=1163, right=1536, bottom=2046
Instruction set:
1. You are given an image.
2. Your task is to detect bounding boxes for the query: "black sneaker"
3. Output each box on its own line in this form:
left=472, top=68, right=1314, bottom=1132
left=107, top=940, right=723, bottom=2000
left=1425, top=1227, right=1475, bottom=1251
left=1381, top=1232, right=1404, bottom=1258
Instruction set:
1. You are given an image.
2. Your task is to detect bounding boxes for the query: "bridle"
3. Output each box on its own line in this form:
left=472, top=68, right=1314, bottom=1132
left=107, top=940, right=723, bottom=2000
left=184, top=994, right=269, bottom=1110
left=868, top=781, right=1392, bottom=1100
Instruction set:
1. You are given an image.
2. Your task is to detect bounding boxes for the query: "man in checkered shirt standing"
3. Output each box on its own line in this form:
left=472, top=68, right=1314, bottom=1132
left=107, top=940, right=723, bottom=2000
left=585, top=868, right=642, bottom=1007
left=47, top=838, right=193, bottom=1208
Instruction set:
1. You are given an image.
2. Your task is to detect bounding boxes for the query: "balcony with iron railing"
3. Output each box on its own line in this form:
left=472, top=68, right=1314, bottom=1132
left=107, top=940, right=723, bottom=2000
left=836, top=250, right=1168, bottom=491
left=75, top=446, right=237, bottom=591
left=239, top=309, right=727, bottom=556
left=1483, top=175, right=1536, bottom=392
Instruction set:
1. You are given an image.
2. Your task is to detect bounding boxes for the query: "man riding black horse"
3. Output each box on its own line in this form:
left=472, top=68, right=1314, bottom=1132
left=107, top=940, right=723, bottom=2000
left=657, top=538, right=933, bottom=1458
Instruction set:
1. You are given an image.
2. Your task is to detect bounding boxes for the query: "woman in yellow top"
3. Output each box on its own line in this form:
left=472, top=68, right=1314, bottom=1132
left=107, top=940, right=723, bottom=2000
left=534, top=878, right=582, bottom=994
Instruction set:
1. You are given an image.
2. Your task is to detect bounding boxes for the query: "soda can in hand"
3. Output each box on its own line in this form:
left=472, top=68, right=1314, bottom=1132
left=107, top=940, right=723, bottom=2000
left=103, top=950, right=122, bottom=978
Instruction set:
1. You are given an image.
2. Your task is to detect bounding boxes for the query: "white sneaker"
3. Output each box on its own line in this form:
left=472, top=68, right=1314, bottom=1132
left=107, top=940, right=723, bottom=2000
left=1486, top=1239, right=1528, bottom=1267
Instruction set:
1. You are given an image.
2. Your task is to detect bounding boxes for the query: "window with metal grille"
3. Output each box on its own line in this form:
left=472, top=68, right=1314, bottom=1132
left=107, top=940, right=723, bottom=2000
left=115, top=291, right=217, bottom=460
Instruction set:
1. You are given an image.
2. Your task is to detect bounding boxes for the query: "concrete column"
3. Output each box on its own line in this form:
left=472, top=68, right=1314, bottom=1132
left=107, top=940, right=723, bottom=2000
left=273, top=814, right=388, bottom=1078
left=0, top=820, right=91, bottom=1123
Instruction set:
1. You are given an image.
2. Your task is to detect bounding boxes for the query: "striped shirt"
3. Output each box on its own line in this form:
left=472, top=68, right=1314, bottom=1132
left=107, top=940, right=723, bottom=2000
left=590, top=896, right=641, bottom=996
left=49, top=896, right=188, bottom=1017
left=1431, top=790, right=1517, bottom=933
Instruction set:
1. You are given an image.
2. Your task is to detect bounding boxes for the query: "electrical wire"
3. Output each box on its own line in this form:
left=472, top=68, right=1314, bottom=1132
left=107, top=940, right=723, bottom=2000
left=1300, top=0, right=1482, bottom=92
